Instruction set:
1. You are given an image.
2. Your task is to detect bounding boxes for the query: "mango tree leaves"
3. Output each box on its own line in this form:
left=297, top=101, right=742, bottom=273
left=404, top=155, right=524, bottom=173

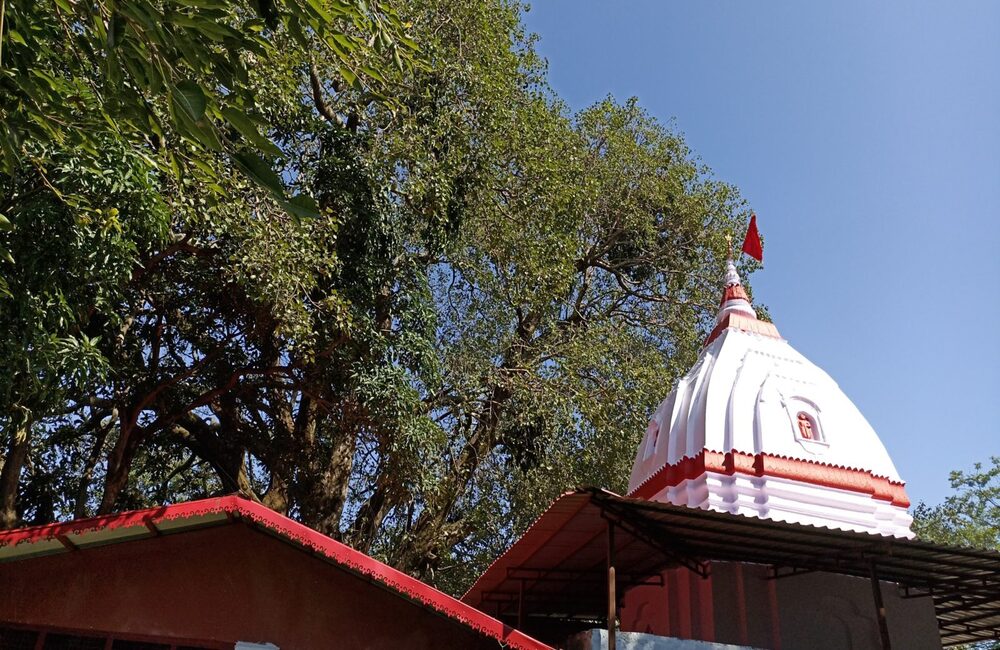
left=222, top=107, right=283, bottom=158
left=232, top=150, right=283, bottom=197
left=172, top=81, right=209, bottom=123
left=0, top=0, right=418, bottom=216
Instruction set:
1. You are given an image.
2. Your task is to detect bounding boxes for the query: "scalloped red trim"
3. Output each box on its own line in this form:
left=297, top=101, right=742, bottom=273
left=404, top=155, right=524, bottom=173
left=628, top=450, right=910, bottom=507
left=0, top=496, right=552, bottom=650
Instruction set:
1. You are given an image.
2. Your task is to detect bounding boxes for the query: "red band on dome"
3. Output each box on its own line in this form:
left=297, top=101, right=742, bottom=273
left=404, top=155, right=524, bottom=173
left=629, top=450, right=910, bottom=508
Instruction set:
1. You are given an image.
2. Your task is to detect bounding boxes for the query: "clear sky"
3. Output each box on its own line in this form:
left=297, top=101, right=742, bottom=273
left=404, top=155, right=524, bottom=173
left=520, top=1, right=1000, bottom=507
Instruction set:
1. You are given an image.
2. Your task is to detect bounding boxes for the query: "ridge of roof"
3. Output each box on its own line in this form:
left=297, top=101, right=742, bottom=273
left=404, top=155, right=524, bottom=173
left=590, top=488, right=1000, bottom=558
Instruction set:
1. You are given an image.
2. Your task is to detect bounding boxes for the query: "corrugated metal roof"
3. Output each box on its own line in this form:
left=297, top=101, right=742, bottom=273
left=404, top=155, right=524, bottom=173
left=0, top=496, right=554, bottom=650
left=463, top=488, right=1000, bottom=647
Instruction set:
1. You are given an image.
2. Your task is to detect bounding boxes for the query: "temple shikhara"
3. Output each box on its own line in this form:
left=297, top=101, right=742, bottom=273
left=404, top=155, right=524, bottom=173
left=627, top=260, right=913, bottom=539
left=1, top=249, right=998, bottom=649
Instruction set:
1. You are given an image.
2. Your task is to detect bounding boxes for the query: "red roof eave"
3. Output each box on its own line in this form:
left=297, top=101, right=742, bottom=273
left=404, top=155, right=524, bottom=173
left=0, top=496, right=552, bottom=650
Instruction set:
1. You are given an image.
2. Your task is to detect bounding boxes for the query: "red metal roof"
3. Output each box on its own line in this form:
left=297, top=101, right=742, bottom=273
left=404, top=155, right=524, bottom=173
left=0, top=496, right=552, bottom=650
left=462, top=488, right=1000, bottom=648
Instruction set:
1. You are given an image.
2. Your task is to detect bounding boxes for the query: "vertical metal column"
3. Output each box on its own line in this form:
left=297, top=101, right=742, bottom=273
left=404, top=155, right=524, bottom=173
left=868, top=561, right=892, bottom=650
left=607, top=521, right=616, bottom=650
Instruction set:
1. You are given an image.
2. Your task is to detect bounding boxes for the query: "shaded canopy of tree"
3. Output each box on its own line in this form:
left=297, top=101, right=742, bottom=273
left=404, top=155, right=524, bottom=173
left=0, top=0, right=757, bottom=593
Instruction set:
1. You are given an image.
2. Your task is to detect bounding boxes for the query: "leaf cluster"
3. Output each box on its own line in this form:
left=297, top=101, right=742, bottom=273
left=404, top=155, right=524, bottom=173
left=913, top=457, right=1000, bottom=551
left=0, top=0, right=417, bottom=218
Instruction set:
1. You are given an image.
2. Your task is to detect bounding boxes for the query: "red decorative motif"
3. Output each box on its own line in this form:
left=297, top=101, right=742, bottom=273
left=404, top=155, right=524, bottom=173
left=0, top=496, right=552, bottom=650
left=628, top=450, right=910, bottom=508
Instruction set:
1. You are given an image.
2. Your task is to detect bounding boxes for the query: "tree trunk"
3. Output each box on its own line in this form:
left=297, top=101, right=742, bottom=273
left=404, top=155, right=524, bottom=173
left=0, top=421, right=31, bottom=529
left=347, top=478, right=392, bottom=553
left=393, top=376, right=517, bottom=575
left=73, top=426, right=109, bottom=519
left=297, top=429, right=357, bottom=538
left=98, top=419, right=141, bottom=515
left=262, top=472, right=289, bottom=514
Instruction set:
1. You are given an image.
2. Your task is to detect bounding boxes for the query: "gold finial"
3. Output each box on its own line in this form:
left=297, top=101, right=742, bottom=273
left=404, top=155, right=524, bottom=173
left=725, top=233, right=733, bottom=260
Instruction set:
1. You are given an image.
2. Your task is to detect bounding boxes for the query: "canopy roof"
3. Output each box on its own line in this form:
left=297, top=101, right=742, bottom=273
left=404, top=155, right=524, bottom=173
left=463, top=488, right=1000, bottom=648
left=0, top=495, right=552, bottom=650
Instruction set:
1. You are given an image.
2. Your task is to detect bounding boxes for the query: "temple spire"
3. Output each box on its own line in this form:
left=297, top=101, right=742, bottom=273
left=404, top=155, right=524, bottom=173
left=631, top=217, right=913, bottom=540
left=724, top=258, right=741, bottom=288
left=703, top=255, right=780, bottom=347
left=717, top=257, right=754, bottom=319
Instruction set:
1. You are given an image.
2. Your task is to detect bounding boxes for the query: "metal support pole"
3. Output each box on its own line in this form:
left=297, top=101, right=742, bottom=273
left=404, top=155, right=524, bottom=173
left=868, top=561, right=892, bottom=650
left=607, top=521, right=616, bottom=650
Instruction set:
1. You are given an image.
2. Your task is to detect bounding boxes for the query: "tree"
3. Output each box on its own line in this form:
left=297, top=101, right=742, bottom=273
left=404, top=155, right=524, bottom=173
left=912, top=457, right=1000, bottom=550
left=0, top=0, right=755, bottom=595
left=0, top=0, right=415, bottom=524
left=0, top=140, right=170, bottom=527
left=912, top=458, right=1000, bottom=650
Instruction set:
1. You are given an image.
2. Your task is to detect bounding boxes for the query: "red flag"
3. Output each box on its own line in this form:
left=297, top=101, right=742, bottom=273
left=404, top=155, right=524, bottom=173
left=741, top=214, right=763, bottom=262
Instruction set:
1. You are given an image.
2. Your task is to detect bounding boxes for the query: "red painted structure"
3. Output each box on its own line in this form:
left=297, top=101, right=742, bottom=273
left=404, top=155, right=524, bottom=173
left=463, top=488, right=1000, bottom=648
left=4, top=491, right=997, bottom=648
left=0, top=496, right=552, bottom=650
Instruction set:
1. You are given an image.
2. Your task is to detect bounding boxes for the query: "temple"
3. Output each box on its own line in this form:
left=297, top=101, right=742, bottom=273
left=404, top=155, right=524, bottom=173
left=627, top=260, right=913, bottom=538
left=462, top=259, right=999, bottom=649
left=1, top=257, right=998, bottom=649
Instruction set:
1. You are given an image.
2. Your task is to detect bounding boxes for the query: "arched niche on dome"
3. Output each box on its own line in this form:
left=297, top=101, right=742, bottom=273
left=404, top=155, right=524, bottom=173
left=784, top=396, right=830, bottom=454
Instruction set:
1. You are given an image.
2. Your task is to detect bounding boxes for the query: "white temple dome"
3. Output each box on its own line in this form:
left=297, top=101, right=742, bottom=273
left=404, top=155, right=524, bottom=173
left=627, top=261, right=914, bottom=538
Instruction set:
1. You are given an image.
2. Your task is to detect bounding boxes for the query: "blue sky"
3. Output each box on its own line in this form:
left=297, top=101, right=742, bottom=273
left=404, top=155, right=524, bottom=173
left=521, top=1, right=1000, bottom=507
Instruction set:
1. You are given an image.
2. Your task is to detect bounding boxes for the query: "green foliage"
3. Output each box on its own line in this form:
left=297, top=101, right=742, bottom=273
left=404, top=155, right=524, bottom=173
left=0, top=0, right=417, bottom=217
left=913, top=457, right=1000, bottom=550
left=912, top=459, right=1000, bottom=650
left=0, top=0, right=756, bottom=596
left=0, top=140, right=170, bottom=418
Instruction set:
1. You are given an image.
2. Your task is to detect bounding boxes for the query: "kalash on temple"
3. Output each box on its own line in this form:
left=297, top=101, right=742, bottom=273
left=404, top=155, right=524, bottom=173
left=1, top=224, right=998, bottom=650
